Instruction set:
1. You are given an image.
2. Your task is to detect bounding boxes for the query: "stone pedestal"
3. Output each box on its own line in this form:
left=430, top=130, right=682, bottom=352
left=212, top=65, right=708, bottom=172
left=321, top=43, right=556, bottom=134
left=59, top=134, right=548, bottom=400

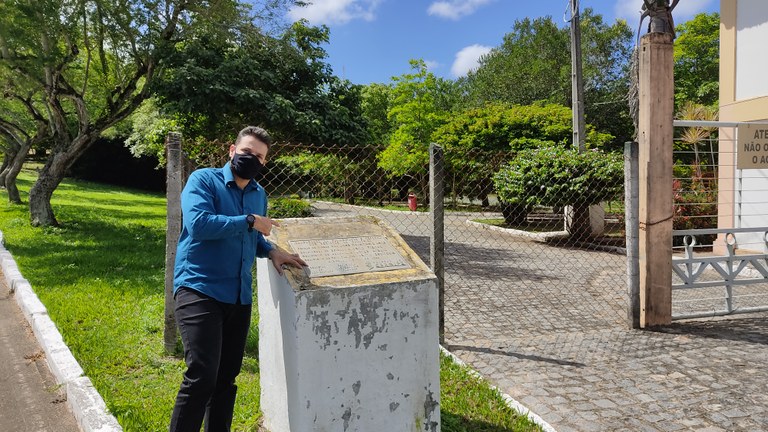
left=258, top=216, right=440, bottom=432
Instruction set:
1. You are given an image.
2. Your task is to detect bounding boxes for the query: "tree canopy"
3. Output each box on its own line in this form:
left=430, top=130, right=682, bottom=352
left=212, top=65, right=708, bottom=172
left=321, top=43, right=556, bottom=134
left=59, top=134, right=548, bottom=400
left=674, top=12, right=719, bottom=108
left=153, top=20, right=368, bottom=147
left=0, top=0, right=304, bottom=226
left=463, top=9, right=633, bottom=147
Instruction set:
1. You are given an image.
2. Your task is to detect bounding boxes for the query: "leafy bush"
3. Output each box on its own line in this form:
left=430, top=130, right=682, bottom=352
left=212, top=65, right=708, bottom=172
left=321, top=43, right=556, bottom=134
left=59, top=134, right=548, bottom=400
left=269, top=197, right=313, bottom=218
left=673, top=168, right=717, bottom=245
left=493, top=146, right=624, bottom=224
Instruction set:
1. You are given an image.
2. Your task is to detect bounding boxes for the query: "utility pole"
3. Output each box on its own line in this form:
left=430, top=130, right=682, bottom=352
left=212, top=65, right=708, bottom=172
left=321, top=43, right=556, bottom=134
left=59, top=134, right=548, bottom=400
left=570, top=0, right=586, bottom=151
left=565, top=0, right=595, bottom=236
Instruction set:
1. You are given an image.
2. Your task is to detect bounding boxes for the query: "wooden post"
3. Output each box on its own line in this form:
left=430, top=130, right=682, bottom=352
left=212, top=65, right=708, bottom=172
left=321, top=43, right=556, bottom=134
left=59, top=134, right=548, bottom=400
left=429, top=143, right=445, bottom=345
left=164, top=132, right=183, bottom=354
left=638, top=33, right=674, bottom=327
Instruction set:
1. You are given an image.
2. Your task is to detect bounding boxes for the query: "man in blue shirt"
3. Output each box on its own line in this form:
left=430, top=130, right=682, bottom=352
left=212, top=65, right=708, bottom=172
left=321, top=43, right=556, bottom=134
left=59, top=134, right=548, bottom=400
left=170, top=126, right=306, bottom=432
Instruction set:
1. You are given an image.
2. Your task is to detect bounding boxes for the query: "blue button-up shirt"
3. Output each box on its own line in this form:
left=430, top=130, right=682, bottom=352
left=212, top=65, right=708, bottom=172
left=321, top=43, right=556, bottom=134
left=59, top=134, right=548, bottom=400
left=173, top=162, right=274, bottom=305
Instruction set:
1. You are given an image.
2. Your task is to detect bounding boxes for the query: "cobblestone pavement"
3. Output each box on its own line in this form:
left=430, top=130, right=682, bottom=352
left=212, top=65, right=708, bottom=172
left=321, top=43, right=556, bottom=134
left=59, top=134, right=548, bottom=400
left=311, top=202, right=768, bottom=431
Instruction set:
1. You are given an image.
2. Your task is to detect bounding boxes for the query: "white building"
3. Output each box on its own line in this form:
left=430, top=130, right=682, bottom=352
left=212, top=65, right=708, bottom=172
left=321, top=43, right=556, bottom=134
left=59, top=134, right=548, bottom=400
left=718, top=0, right=768, bottom=252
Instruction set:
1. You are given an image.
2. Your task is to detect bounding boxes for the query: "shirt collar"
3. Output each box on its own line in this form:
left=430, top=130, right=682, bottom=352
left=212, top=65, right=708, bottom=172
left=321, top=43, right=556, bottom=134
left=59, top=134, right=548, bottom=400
left=222, top=161, right=260, bottom=191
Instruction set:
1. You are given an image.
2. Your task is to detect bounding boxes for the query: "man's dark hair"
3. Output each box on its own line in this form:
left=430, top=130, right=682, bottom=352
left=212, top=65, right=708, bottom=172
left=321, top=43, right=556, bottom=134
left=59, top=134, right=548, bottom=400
left=236, top=126, right=272, bottom=148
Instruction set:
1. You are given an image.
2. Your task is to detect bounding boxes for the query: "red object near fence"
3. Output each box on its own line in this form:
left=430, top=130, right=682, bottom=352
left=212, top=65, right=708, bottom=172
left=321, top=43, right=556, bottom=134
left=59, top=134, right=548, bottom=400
left=407, top=193, right=417, bottom=211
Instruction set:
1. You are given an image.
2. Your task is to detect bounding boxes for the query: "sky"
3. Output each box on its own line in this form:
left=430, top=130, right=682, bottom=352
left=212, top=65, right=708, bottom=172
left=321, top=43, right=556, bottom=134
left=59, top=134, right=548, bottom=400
left=281, top=0, right=719, bottom=85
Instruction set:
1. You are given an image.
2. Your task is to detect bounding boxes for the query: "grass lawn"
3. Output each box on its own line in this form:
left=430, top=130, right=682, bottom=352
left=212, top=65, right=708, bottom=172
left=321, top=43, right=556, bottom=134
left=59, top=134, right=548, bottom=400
left=0, top=166, right=541, bottom=432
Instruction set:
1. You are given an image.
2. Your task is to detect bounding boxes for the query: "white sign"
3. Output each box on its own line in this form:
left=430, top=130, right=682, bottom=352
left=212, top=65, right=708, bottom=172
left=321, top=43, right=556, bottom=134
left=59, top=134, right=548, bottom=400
left=737, top=124, right=768, bottom=169
left=288, top=236, right=410, bottom=277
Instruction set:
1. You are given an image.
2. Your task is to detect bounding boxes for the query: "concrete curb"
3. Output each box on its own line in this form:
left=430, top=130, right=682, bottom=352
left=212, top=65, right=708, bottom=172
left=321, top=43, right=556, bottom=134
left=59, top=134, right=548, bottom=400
left=466, top=219, right=628, bottom=255
left=0, top=230, right=122, bottom=432
left=440, top=345, right=557, bottom=432
left=465, top=219, right=570, bottom=242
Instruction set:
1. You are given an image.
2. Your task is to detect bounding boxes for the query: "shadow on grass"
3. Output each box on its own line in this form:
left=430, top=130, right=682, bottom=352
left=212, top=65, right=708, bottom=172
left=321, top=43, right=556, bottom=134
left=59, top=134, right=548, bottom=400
left=3, top=215, right=165, bottom=297
left=441, top=411, right=539, bottom=432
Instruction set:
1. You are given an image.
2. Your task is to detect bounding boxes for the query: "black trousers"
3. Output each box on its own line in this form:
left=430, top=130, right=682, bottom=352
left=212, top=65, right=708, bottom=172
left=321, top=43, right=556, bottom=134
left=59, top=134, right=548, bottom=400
left=169, top=288, right=252, bottom=432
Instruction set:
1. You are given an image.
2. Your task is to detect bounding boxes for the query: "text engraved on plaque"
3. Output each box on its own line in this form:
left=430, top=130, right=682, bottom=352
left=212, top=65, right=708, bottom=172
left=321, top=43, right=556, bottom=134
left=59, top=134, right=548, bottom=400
left=288, top=236, right=410, bottom=277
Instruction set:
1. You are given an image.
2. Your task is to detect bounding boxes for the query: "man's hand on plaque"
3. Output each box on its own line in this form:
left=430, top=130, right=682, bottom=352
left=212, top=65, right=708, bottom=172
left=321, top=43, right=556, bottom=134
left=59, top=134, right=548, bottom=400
left=269, top=249, right=308, bottom=276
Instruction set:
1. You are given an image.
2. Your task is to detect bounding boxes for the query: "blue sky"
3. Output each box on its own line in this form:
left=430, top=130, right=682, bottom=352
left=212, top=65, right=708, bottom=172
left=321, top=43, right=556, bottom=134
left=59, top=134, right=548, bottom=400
left=282, top=0, right=718, bottom=85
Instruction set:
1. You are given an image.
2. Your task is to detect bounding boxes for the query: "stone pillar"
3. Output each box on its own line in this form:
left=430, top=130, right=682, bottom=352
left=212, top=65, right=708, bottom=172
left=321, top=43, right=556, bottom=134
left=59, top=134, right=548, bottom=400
left=638, top=32, right=674, bottom=327
left=258, top=216, right=440, bottom=432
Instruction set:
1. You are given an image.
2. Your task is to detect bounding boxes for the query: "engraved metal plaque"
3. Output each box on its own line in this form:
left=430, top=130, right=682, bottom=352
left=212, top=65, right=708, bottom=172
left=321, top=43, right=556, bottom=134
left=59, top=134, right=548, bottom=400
left=288, top=236, right=410, bottom=277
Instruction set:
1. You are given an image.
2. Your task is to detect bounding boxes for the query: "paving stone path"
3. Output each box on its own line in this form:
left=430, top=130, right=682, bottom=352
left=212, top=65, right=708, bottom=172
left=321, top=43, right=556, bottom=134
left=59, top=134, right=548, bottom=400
left=312, top=202, right=768, bottom=431
left=0, top=275, right=79, bottom=432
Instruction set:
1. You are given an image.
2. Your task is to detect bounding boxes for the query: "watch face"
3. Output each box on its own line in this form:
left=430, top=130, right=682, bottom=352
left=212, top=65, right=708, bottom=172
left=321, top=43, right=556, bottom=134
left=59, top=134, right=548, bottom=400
left=247, top=215, right=255, bottom=226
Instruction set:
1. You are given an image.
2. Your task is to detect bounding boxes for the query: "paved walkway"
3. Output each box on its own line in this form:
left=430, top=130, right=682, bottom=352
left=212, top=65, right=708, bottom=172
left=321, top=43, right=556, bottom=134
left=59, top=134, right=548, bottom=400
left=313, top=202, right=768, bottom=431
left=0, top=275, right=79, bottom=432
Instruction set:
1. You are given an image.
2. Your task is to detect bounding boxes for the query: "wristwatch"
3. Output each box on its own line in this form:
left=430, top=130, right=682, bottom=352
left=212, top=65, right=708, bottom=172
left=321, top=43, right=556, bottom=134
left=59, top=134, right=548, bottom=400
left=246, top=214, right=256, bottom=232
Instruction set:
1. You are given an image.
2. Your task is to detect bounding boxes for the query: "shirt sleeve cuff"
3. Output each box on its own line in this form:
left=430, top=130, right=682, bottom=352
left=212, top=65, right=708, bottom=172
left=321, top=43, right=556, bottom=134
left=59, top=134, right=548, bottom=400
left=257, top=238, right=275, bottom=258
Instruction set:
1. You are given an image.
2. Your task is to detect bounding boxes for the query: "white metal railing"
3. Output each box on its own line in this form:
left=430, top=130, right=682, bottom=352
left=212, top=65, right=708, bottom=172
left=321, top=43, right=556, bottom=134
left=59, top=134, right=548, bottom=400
left=672, top=227, right=768, bottom=320
left=671, top=119, right=768, bottom=320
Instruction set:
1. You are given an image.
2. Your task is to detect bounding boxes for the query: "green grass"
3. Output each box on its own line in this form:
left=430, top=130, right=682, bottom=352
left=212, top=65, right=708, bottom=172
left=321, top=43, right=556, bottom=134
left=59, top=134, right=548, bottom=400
left=0, top=166, right=541, bottom=432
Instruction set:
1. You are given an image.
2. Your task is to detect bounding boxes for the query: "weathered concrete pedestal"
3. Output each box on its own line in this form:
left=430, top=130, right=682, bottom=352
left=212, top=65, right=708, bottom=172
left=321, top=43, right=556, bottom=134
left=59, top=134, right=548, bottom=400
left=258, top=216, right=440, bottom=432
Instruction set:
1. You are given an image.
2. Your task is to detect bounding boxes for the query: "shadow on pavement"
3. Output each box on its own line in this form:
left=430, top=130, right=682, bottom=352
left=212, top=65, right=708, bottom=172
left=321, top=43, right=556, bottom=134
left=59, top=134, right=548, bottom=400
left=654, top=315, right=768, bottom=345
left=446, top=344, right=586, bottom=367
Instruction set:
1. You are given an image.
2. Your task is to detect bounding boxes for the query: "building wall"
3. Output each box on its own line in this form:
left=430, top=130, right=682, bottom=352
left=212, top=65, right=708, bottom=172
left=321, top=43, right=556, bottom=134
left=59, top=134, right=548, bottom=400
left=719, top=0, right=768, bottom=252
left=734, top=0, right=768, bottom=100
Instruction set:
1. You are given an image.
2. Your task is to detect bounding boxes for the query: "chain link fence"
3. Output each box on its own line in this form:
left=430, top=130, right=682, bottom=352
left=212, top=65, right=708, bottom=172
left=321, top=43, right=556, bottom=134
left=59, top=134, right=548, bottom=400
left=245, top=141, right=631, bottom=345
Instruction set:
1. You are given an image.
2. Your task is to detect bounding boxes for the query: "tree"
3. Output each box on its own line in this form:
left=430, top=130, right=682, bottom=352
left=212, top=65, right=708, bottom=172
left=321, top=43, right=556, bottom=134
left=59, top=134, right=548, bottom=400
left=674, top=12, right=719, bottom=108
left=494, top=146, right=624, bottom=231
left=578, top=10, right=634, bottom=149
left=464, top=9, right=633, bottom=147
left=117, top=97, right=179, bottom=165
left=432, top=102, right=612, bottom=207
left=361, top=83, right=392, bottom=146
left=153, top=20, right=368, bottom=148
left=377, top=59, right=447, bottom=201
left=0, top=0, right=299, bottom=226
left=0, top=83, right=48, bottom=203
left=466, top=16, right=569, bottom=106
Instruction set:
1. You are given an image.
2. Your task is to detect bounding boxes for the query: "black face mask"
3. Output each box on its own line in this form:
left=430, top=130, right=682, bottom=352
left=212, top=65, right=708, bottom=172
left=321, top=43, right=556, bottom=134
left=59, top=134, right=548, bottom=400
left=231, top=152, right=265, bottom=180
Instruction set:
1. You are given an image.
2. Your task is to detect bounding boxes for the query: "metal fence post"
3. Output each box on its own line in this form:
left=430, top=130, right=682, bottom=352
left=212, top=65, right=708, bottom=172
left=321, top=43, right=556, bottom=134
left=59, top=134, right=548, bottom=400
left=430, top=143, right=445, bottom=345
left=164, top=132, right=183, bottom=354
left=625, top=141, right=640, bottom=329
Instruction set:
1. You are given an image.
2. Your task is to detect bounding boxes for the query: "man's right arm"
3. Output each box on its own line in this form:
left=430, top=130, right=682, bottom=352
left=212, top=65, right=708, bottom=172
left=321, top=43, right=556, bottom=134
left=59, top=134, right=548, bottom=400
left=181, top=171, right=249, bottom=240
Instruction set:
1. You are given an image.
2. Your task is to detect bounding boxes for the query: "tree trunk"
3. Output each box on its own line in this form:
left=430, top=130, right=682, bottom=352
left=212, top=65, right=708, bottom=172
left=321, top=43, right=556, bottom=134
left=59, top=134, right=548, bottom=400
left=564, top=203, right=592, bottom=239
left=0, top=148, right=16, bottom=188
left=501, top=203, right=528, bottom=226
left=420, top=172, right=429, bottom=207
left=4, top=142, right=32, bottom=204
left=29, top=152, right=71, bottom=226
left=29, top=129, right=99, bottom=226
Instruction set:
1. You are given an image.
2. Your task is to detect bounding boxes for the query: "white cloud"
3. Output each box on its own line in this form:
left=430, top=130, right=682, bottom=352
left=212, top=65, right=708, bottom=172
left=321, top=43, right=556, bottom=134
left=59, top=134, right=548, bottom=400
left=428, top=0, right=495, bottom=21
left=288, top=0, right=382, bottom=25
left=613, top=0, right=716, bottom=31
left=451, top=44, right=492, bottom=77
left=424, top=60, right=440, bottom=72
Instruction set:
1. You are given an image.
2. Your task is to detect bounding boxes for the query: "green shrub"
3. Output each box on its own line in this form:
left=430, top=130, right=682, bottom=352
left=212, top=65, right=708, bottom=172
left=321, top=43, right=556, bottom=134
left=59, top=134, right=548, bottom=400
left=493, top=147, right=624, bottom=224
left=268, top=197, right=313, bottom=218
left=673, top=169, right=717, bottom=245
left=432, top=102, right=614, bottom=204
